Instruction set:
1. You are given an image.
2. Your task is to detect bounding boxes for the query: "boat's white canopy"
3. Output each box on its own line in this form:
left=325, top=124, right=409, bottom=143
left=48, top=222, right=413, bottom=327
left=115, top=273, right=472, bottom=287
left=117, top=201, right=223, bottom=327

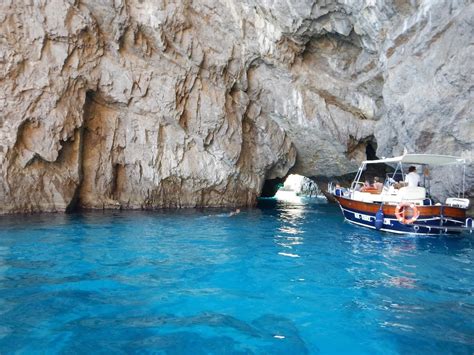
left=362, top=154, right=465, bottom=166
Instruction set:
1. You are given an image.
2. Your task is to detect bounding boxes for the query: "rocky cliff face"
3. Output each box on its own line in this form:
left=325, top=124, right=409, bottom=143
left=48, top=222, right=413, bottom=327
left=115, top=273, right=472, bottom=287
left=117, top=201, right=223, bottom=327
left=0, top=0, right=472, bottom=213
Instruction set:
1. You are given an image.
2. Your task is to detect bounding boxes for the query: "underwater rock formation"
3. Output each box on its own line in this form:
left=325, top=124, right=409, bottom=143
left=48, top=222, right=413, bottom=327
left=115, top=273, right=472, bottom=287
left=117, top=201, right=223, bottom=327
left=0, top=0, right=472, bottom=213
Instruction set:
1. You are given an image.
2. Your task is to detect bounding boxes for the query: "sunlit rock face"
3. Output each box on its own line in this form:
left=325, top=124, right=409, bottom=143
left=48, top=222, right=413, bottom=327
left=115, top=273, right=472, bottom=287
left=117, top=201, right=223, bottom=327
left=375, top=1, right=474, bottom=202
left=0, top=0, right=472, bottom=213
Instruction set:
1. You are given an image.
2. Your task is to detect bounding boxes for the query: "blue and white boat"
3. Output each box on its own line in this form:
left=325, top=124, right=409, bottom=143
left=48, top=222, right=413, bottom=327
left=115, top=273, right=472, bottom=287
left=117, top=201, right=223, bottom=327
left=329, top=154, right=472, bottom=235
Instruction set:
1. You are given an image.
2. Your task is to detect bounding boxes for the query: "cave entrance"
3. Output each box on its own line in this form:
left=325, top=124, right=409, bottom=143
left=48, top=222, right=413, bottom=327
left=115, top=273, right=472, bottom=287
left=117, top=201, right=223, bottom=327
left=261, top=174, right=326, bottom=202
left=260, top=177, right=286, bottom=198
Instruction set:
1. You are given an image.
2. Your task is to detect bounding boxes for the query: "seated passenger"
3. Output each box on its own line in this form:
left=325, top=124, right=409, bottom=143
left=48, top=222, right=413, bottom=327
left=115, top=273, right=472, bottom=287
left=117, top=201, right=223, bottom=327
left=405, top=166, right=421, bottom=187
left=373, top=177, right=383, bottom=192
left=360, top=179, right=374, bottom=192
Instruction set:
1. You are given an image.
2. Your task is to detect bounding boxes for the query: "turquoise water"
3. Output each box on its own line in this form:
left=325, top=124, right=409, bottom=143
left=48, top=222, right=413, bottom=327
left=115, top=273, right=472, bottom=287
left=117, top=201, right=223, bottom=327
left=0, top=199, right=473, bottom=354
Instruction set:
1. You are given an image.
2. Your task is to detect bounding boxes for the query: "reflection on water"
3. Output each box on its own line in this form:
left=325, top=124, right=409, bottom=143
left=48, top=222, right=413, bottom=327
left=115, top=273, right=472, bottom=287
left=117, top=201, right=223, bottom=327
left=272, top=200, right=310, bottom=259
left=278, top=226, right=304, bottom=235
left=278, top=252, right=300, bottom=258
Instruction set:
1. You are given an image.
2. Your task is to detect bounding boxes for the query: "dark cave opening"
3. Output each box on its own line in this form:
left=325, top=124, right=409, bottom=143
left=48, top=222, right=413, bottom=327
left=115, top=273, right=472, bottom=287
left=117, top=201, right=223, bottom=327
left=365, top=140, right=378, bottom=161
left=260, top=177, right=286, bottom=198
left=364, top=139, right=395, bottom=178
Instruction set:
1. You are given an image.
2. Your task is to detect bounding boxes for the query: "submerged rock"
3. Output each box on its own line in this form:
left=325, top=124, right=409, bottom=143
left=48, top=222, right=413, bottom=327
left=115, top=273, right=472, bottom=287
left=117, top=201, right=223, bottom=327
left=0, top=0, right=472, bottom=213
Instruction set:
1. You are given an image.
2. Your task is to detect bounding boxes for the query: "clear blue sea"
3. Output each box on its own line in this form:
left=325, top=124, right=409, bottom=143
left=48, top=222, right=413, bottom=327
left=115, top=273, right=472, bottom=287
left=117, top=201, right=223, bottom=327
left=0, top=199, right=473, bottom=354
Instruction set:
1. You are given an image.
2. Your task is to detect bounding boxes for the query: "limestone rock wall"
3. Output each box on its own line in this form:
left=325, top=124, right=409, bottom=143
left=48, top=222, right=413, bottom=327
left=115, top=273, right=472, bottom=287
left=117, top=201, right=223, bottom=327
left=376, top=1, right=474, bottom=201
left=0, top=0, right=472, bottom=213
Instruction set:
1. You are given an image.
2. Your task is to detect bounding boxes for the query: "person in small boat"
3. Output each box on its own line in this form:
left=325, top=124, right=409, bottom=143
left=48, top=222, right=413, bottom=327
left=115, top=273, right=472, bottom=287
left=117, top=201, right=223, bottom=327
left=335, top=183, right=349, bottom=196
left=360, top=178, right=374, bottom=192
left=373, top=177, right=384, bottom=192
left=404, top=166, right=421, bottom=187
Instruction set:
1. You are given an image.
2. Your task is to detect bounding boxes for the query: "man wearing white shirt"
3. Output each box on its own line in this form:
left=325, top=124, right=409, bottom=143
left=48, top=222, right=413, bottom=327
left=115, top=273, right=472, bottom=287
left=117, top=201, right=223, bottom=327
left=405, top=166, right=420, bottom=187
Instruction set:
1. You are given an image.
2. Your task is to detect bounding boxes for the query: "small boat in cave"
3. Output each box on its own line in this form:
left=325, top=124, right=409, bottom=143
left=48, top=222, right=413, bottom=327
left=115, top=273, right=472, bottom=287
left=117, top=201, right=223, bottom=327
left=329, top=154, right=473, bottom=235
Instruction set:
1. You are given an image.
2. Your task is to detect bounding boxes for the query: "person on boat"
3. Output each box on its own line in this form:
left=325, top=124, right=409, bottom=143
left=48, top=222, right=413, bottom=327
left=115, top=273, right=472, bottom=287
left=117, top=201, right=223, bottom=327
left=360, top=178, right=374, bottom=192
left=404, top=166, right=420, bottom=187
left=422, top=167, right=431, bottom=189
left=373, top=177, right=383, bottom=192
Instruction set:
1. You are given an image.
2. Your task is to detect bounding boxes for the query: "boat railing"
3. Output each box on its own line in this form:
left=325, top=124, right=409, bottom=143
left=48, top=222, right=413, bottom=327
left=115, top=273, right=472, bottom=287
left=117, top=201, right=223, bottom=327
left=328, top=182, right=351, bottom=197
left=445, top=197, right=470, bottom=209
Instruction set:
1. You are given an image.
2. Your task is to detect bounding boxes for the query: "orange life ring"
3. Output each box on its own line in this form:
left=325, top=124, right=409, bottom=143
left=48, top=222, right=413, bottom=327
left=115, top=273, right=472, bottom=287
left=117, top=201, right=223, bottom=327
left=394, top=202, right=420, bottom=224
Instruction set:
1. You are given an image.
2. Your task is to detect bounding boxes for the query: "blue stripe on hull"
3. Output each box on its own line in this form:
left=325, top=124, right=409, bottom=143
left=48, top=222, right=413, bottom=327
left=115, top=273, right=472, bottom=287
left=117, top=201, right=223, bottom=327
left=340, top=205, right=464, bottom=235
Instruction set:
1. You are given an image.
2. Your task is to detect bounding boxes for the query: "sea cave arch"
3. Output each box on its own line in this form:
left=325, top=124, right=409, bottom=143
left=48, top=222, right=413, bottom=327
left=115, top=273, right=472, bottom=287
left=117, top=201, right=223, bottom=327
left=260, top=173, right=324, bottom=200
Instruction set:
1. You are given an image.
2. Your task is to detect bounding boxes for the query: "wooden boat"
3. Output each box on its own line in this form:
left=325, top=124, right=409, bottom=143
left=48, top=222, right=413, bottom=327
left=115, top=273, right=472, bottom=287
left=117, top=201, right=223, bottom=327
left=329, top=154, right=472, bottom=235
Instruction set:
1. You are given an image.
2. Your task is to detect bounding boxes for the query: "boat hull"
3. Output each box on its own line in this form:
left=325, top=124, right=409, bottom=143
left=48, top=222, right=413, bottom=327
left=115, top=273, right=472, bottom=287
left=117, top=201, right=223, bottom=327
left=335, top=196, right=467, bottom=235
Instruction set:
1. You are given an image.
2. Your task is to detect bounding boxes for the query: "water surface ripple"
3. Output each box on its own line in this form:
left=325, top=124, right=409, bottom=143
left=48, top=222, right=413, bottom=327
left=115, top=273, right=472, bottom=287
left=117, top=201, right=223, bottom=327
left=0, top=199, right=473, bottom=353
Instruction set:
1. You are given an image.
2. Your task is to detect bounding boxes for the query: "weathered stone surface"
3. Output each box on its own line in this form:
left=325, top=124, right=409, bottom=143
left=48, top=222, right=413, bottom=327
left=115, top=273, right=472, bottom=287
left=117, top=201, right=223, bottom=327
left=0, top=0, right=472, bottom=213
left=375, top=1, right=474, bottom=202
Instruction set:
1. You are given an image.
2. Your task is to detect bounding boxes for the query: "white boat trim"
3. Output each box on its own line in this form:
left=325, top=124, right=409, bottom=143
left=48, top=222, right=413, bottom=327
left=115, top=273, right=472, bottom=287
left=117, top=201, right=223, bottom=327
left=362, top=153, right=465, bottom=166
left=340, top=206, right=464, bottom=225
left=344, top=219, right=440, bottom=236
